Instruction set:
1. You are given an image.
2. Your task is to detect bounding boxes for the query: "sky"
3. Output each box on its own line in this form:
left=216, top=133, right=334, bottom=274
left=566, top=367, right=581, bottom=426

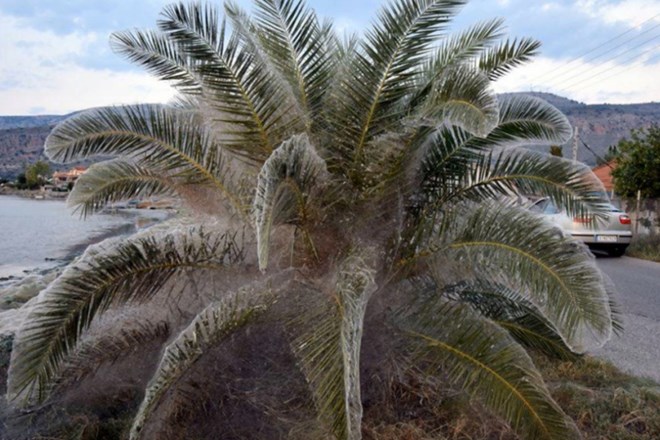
left=0, top=0, right=658, bottom=116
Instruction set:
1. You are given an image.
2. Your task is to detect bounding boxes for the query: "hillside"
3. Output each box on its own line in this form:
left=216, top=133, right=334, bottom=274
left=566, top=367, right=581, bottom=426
left=0, top=114, right=74, bottom=180
left=0, top=125, right=54, bottom=179
left=521, top=93, right=660, bottom=165
left=0, top=114, right=68, bottom=131
left=1, top=94, right=659, bottom=179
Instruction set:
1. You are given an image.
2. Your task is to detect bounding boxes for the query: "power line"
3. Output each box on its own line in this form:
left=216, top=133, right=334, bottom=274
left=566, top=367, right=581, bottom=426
left=578, top=136, right=612, bottom=167
left=541, top=22, right=660, bottom=86
left=561, top=46, right=659, bottom=94
left=555, top=43, right=659, bottom=93
left=547, top=33, right=660, bottom=89
left=533, top=13, right=660, bottom=84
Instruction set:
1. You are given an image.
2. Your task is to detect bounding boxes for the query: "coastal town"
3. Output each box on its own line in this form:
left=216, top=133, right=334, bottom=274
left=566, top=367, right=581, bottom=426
left=0, top=164, right=176, bottom=209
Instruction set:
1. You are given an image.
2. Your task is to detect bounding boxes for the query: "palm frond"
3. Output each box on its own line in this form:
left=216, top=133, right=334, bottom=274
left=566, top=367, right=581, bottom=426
left=406, top=18, right=504, bottom=111
left=228, top=0, right=334, bottom=130
left=129, top=286, right=273, bottom=440
left=441, top=280, right=578, bottom=360
left=404, top=125, right=482, bottom=243
left=44, top=104, right=246, bottom=216
left=53, top=321, right=171, bottom=392
left=331, top=0, right=465, bottom=171
left=436, top=149, right=611, bottom=219
left=479, top=37, right=541, bottom=80
left=421, top=65, right=499, bottom=136
left=413, top=94, right=572, bottom=190
left=253, top=134, right=328, bottom=271
left=110, top=29, right=201, bottom=94
left=473, top=93, right=573, bottom=149
left=428, top=203, right=613, bottom=353
left=7, top=226, right=244, bottom=404
left=158, top=1, right=296, bottom=157
left=434, top=18, right=505, bottom=68
left=291, top=252, right=377, bottom=440
left=67, top=159, right=176, bottom=218
left=398, top=297, right=580, bottom=439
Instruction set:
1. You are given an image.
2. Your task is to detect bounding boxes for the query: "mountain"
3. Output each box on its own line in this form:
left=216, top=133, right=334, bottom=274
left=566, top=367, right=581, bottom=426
left=519, top=93, right=660, bottom=165
left=0, top=114, right=68, bottom=131
left=0, top=114, right=74, bottom=180
left=0, top=94, right=659, bottom=179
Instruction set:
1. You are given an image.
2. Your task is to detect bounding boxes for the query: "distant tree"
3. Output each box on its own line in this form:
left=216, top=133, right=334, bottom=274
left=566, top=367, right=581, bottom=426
left=611, top=125, right=660, bottom=198
left=24, top=160, right=50, bottom=189
left=597, top=145, right=619, bottom=166
left=549, top=145, right=563, bottom=157
left=15, top=172, right=27, bottom=189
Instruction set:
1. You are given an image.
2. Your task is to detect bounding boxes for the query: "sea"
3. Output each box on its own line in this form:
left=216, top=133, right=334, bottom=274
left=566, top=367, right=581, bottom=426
left=0, top=196, right=171, bottom=282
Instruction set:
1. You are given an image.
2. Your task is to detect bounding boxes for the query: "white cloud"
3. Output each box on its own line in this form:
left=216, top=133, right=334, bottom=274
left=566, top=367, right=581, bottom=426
left=493, top=56, right=660, bottom=104
left=541, top=2, right=560, bottom=12
left=0, top=67, right=174, bottom=115
left=0, top=13, right=173, bottom=115
left=576, top=0, right=660, bottom=26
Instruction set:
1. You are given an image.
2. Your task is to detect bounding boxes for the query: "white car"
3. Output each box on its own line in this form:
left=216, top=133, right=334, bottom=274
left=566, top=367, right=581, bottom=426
left=530, top=198, right=633, bottom=257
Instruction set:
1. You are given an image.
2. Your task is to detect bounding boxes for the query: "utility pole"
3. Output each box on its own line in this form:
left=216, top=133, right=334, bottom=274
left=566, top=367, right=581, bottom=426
left=572, top=126, right=579, bottom=161
left=635, top=189, right=641, bottom=235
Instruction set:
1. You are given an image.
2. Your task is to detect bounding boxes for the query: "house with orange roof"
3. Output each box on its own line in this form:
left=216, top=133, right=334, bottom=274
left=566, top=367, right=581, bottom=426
left=592, top=161, right=617, bottom=195
left=52, top=166, right=86, bottom=189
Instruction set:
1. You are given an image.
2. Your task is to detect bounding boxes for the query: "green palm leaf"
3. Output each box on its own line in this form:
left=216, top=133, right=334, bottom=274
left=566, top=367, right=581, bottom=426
left=291, top=252, right=377, bottom=440
left=254, top=134, right=328, bottom=271
left=331, top=0, right=465, bottom=171
left=431, top=18, right=505, bottom=68
left=441, top=280, right=578, bottom=360
left=430, top=203, right=613, bottom=352
left=438, top=149, right=611, bottom=219
left=52, top=321, right=171, bottom=392
left=415, top=94, right=572, bottom=181
left=129, top=286, right=273, bottom=440
left=479, top=37, right=541, bottom=80
left=420, top=65, right=499, bottom=136
left=110, top=29, right=201, bottom=94
left=8, top=226, right=244, bottom=404
left=474, top=93, right=573, bottom=149
left=44, top=104, right=246, bottom=216
left=406, top=18, right=504, bottom=111
left=227, top=0, right=334, bottom=130
left=67, top=159, right=176, bottom=218
left=158, top=2, right=296, bottom=157
left=398, top=297, right=580, bottom=440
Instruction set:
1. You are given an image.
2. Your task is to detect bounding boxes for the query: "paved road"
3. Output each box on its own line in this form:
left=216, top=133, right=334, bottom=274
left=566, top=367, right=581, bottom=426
left=592, top=256, right=660, bottom=382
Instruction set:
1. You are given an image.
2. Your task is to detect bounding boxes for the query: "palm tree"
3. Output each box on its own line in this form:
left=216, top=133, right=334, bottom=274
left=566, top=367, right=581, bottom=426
left=7, top=1, right=618, bottom=439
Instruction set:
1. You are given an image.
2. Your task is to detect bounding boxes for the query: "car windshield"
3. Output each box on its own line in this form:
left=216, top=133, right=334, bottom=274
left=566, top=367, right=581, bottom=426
left=531, top=199, right=560, bottom=214
left=530, top=199, right=622, bottom=215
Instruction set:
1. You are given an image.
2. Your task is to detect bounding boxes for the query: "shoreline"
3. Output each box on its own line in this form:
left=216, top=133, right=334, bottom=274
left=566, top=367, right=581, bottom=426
left=0, top=198, right=176, bottom=288
left=0, top=187, right=67, bottom=200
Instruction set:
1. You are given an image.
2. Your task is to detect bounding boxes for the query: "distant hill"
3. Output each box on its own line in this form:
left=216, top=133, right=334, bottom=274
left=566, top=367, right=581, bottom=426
left=518, top=93, right=660, bottom=165
left=0, top=94, right=659, bottom=179
left=0, top=114, right=75, bottom=179
left=0, top=114, right=68, bottom=131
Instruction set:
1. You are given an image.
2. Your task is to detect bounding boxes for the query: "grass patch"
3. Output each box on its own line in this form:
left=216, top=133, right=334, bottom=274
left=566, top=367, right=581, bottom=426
left=2, top=344, right=659, bottom=439
left=362, top=354, right=660, bottom=440
left=626, top=234, right=660, bottom=262
left=536, top=354, right=660, bottom=440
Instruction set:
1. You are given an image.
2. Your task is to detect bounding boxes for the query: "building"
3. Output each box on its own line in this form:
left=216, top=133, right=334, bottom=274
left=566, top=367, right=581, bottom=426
left=52, top=166, right=86, bottom=189
left=592, top=161, right=617, bottom=195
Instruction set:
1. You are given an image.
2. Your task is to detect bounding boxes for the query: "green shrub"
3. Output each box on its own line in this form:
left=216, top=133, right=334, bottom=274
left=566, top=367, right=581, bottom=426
left=627, top=234, right=660, bottom=262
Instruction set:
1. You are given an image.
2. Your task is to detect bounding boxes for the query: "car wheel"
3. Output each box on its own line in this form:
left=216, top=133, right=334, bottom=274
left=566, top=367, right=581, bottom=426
left=607, top=245, right=628, bottom=257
